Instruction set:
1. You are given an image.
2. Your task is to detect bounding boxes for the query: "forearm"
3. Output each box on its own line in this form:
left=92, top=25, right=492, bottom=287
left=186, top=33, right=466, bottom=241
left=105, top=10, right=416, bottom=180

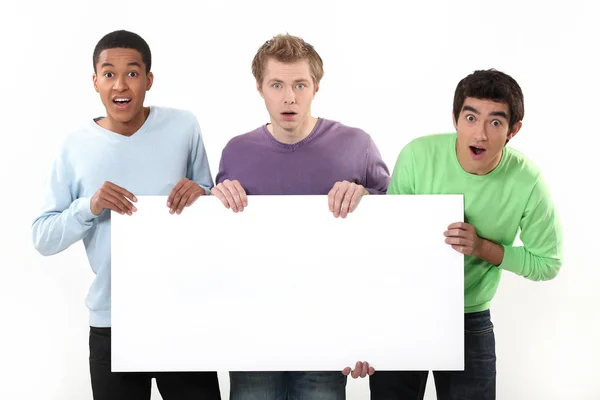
left=498, top=245, right=562, bottom=281
left=501, top=177, right=563, bottom=281
left=475, top=239, right=505, bottom=266
left=475, top=238, right=561, bottom=281
left=32, top=197, right=97, bottom=256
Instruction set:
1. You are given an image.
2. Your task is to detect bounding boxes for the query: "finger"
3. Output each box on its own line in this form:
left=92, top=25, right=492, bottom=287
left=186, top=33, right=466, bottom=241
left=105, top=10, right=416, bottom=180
left=453, top=244, right=474, bottom=254
left=170, top=180, right=194, bottom=213
left=333, top=183, right=347, bottom=217
left=186, top=187, right=205, bottom=207
left=368, top=366, right=375, bottom=376
left=102, top=194, right=130, bottom=215
left=340, top=184, right=356, bottom=218
left=224, top=180, right=244, bottom=211
left=167, top=187, right=178, bottom=210
left=107, top=182, right=137, bottom=203
left=212, top=186, right=231, bottom=209
left=107, top=192, right=135, bottom=215
left=108, top=188, right=136, bottom=213
left=445, top=237, right=470, bottom=246
left=451, top=244, right=467, bottom=253
left=219, top=183, right=239, bottom=213
left=328, top=182, right=339, bottom=212
left=232, top=181, right=248, bottom=207
left=351, top=361, right=361, bottom=379
left=447, top=221, right=469, bottom=230
left=347, top=185, right=364, bottom=214
left=167, top=178, right=188, bottom=207
left=176, top=185, right=195, bottom=214
left=342, top=367, right=351, bottom=376
left=361, top=362, right=369, bottom=378
left=106, top=187, right=136, bottom=213
left=444, top=228, right=468, bottom=237
left=447, top=221, right=462, bottom=229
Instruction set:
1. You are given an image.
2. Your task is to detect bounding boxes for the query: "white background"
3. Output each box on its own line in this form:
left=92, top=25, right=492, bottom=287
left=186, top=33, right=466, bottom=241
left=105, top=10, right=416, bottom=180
left=1, top=0, right=598, bottom=399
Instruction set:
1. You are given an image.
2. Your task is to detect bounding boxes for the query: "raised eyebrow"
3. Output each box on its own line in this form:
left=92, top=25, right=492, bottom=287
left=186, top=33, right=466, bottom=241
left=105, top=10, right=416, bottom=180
left=267, top=79, right=309, bottom=84
left=462, top=105, right=479, bottom=114
left=489, top=111, right=509, bottom=120
left=100, top=61, right=142, bottom=69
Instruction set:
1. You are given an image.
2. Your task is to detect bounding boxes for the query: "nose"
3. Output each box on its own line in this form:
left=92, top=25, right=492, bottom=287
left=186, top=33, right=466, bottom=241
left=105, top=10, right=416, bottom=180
left=283, top=86, right=296, bottom=105
left=474, top=123, right=488, bottom=142
left=113, top=76, right=128, bottom=92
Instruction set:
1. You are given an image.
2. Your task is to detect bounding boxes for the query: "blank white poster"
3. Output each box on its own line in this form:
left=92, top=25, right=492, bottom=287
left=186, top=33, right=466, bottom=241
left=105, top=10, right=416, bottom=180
left=111, top=195, right=464, bottom=372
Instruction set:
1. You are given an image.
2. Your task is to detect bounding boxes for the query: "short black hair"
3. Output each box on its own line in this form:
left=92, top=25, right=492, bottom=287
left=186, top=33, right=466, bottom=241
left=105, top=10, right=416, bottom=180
left=453, top=69, right=524, bottom=131
left=92, top=30, right=151, bottom=74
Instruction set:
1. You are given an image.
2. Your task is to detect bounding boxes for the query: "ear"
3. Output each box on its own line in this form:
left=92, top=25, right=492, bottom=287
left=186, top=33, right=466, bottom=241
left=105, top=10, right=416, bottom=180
left=507, top=120, right=522, bottom=143
left=92, top=74, right=99, bottom=93
left=146, top=71, right=154, bottom=91
left=452, top=110, right=458, bottom=131
left=257, top=81, right=264, bottom=99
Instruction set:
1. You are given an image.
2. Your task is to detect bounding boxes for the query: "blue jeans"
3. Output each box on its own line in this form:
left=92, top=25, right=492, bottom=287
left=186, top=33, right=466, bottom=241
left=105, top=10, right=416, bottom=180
left=229, top=371, right=347, bottom=400
left=369, top=309, right=496, bottom=400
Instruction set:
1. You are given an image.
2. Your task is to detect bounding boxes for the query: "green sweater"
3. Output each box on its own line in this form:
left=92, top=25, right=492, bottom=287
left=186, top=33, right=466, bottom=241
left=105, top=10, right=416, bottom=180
left=388, top=133, right=563, bottom=313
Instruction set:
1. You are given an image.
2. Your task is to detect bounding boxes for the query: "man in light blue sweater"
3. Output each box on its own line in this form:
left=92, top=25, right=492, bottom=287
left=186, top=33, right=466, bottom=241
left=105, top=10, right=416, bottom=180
left=31, top=30, right=221, bottom=400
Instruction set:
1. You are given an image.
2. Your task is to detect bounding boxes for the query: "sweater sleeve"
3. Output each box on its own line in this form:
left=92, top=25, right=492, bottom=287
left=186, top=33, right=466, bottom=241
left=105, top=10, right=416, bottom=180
left=498, top=174, right=563, bottom=281
left=364, top=136, right=390, bottom=194
left=31, top=153, right=98, bottom=256
left=214, top=146, right=230, bottom=185
left=386, top=143, right=415, bottom=195
left=187, top=117, right=214, bottom=194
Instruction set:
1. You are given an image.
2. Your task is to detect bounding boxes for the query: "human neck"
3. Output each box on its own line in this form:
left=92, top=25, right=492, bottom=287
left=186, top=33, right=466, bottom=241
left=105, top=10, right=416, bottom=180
left=98, top=107, right=149, bottom=137
left=268, top=115, right=318, bottom=144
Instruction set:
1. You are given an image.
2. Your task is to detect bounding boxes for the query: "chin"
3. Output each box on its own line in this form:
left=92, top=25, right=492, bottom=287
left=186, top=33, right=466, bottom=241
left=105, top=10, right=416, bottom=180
left=111, top=108, right=142, bottom=122
left=107, top=113, right=132, bottom=123
left=280, top=121, right=298, bottom=129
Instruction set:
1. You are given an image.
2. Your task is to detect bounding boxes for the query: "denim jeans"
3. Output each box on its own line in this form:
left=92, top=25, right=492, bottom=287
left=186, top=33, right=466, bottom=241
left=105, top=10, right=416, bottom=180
left=229, top=371, right=347, bottom=400
left=369, top=309, right=496, bottom=400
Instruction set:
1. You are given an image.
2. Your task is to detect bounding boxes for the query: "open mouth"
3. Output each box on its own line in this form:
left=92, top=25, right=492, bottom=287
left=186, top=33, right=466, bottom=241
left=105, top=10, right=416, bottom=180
left=113, top=98, right=132, bottom=106
left=469, top=145, right=486, bottom=156
left=281, top=111, right=297, bottom=120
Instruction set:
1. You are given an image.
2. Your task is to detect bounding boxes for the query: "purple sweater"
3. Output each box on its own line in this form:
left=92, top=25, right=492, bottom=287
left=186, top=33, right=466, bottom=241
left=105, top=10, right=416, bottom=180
left=216, top=118, right=390, bottom=195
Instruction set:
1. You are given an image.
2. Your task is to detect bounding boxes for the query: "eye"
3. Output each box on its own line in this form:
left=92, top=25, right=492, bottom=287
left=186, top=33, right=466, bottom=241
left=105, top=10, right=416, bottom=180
left=104, top=72, right=114, bottom=78
left=128, top=71, right=138, bottom=77
left=296, top=83, right=305, bottom=89
left=465, top=114, right=475, bottom=122
left=491, top=119, right=502, bottom=127
left=273, top=83, right=281, bottom=89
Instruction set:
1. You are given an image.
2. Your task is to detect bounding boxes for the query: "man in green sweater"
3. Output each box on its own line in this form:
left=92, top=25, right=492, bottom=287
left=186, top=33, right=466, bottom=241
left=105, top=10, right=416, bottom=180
left=369, top=69, right=563, bottom=399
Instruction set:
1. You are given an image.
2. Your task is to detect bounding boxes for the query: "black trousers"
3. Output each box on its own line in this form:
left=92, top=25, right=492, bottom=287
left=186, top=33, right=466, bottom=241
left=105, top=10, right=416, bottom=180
left=89, top=327, right=221, bottom=400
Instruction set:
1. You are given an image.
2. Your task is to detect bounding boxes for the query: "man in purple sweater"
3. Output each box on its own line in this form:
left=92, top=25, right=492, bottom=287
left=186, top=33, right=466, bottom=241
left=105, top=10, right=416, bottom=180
left=212, top=34, right=390, bottom=399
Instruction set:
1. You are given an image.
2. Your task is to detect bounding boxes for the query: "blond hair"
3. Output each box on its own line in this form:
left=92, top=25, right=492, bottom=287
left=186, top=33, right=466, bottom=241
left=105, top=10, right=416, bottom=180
left=251, top=33, right=324, bottom=86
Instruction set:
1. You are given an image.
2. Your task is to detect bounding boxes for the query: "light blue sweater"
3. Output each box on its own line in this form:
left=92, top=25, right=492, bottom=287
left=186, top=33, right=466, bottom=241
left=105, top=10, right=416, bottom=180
left=32, top=106, right=214, bottom=327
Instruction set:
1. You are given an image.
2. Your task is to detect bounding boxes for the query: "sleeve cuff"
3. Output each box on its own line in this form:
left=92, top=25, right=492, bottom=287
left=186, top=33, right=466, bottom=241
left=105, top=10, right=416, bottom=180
left=201, top=185, right=212, bottom=196
left=365, top=187, right=385, bottom=195
left=73, top=197, right=99, bottom=223
left=498, top=245, right=522, bottom=275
